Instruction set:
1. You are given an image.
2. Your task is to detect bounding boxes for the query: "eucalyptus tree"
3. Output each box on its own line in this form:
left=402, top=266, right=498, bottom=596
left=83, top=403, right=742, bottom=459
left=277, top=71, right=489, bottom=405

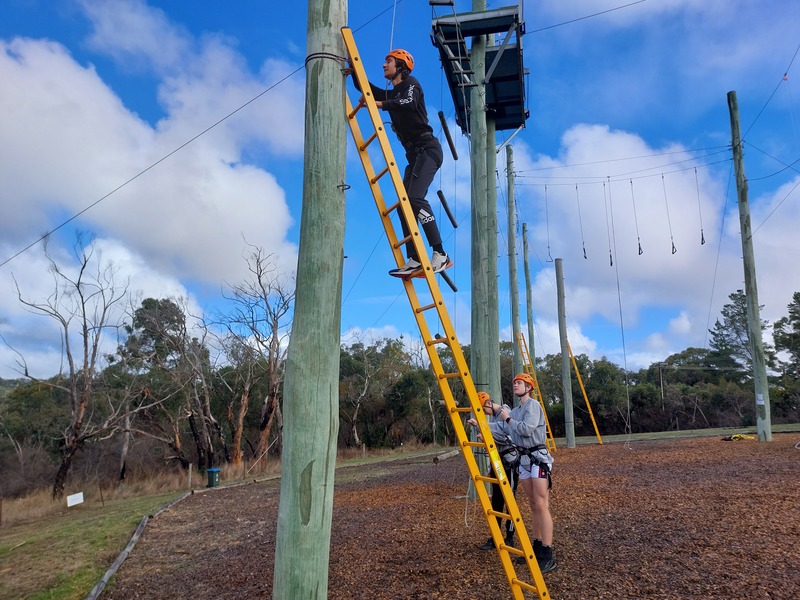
left=121, top=297, right=221, bottom=471
left=12, top=235, right=159, bottom=498
left=218, top=245, right=294, bottom=463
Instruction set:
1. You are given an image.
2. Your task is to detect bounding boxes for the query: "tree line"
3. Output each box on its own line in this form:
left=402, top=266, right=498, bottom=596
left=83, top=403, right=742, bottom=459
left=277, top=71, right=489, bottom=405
left=1, top=238, right=799, bottom=499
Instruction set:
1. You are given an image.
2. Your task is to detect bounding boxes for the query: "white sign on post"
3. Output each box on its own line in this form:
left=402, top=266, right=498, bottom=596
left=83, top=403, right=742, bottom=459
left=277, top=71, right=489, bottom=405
left=66, top=492, right=84, bottom=507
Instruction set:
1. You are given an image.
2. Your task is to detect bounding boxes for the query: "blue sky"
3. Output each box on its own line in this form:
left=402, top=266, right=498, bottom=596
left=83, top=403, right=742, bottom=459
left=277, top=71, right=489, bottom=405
left=2, top=0, right=800, bottom=379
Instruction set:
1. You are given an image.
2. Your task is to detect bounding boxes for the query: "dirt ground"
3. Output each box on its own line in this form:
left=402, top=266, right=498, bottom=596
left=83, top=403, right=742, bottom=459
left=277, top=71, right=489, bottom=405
left=102, top=434, right=800, bottom=599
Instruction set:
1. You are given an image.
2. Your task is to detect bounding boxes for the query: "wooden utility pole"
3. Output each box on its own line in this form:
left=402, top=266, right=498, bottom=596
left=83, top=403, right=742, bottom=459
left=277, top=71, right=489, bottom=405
left=272, top=1, right=346, bottom=597
left=469, top=0, right=494, bottom=399
left=727, top=90, right=772, bottom=442
left=486, top=109, right=501, bottom=401
left=523, top=223, right=535, bottom=365
left=506, top=146, right=523, bottom=377
left=555, top=258, right=575, bottom=447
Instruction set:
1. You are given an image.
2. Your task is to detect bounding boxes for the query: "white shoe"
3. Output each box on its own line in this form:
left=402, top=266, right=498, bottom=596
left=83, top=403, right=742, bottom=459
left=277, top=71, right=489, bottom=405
left=389, top=258, right=422, bottom=278
left=431, top=251, right=453, bottom=273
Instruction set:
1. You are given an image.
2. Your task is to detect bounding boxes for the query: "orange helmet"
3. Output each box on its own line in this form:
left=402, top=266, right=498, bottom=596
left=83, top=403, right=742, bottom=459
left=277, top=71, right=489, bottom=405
left=513, top=373, right=535, bottom=389
left=477, top=391, right=491, bottom=404
left=386, top=48, right=414, bottom=73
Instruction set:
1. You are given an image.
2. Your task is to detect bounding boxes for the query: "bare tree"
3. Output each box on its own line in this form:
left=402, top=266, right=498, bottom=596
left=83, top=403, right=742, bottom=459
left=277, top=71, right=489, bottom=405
left=219, top=245, right=294, bottom=464
left=13, top=235, right=160, bottom=498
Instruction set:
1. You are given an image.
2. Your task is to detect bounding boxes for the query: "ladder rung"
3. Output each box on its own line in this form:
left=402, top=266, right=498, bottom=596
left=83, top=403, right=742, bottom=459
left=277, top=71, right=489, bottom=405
left=511, top=579, right=538, bottom=594
left=488, top=508, right=512, bottom=520
left=450, top=406, right=472, bottom=413
left=462, top=440, right=485, bottom=448
left=501, top=544, right=524, bottom=557
left=417, top=302, right=437, bottom=313
left=382, top=200, right=401, bottom=216
left=392, top=234, right=412, bottom=250
left=359, top=131, right=378, bottom=151
left=370, top=165, right=389, bottom=184
left=475, top=474, right=500, bottom=485
left=439, top=371, right=461, bottom=380
left=347, top=98, right=366, bottom=119
left=426, top=337, right=449, bottom=347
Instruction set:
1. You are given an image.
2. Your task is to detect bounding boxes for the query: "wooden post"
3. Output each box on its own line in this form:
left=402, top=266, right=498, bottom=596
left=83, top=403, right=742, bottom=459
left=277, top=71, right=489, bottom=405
left=506, top=146, right=523, bottom=377
left=469, top=0, right=491, bottom=498
left=523, top=223, right=536, bottom=366
left=470, top=0, right=490, bottom=397
left=727, top=90, right=772, bottom=442
left=486, top=114, right=501, bottom=401
left=272, top=1, right=347, bottom=597
left=556, top=258, right=575, bottom=447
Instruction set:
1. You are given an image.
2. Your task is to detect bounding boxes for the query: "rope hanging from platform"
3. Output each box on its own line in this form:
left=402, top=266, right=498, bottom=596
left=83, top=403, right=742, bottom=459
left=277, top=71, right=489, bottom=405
left=603, top=180, right=613, bottom=267
left=661, top=174, right=677, bottom=255
left=545, top=185, right=554, bottom=262
left=695, top=167, right=706, bottom=245
left=575, top=184, right=587, bottom=259
left=629, top=179, right=644, bottom=255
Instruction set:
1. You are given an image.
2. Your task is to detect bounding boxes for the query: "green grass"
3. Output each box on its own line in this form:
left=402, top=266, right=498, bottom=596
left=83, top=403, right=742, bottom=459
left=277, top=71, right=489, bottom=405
left=0, top=492, right=181, bottom=600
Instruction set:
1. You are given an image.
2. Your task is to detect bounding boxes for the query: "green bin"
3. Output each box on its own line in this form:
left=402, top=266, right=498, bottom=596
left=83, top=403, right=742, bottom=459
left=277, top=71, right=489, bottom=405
left=207, top=467, right=221, bottom=488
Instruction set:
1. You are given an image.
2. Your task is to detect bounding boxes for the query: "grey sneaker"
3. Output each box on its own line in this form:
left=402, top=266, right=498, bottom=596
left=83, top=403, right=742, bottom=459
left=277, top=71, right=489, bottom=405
left=430, top=251, right=453, bottom=273
left=389, top=258, right=422, bottom=278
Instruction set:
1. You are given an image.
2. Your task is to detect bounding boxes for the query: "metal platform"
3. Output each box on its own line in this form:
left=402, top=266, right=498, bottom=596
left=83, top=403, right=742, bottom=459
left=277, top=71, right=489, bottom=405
left=431, top=3, right=528, bottom=133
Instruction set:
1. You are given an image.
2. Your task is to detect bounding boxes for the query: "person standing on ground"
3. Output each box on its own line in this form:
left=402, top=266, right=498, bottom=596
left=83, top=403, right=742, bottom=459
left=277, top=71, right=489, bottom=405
left=469, top=374, right=557, bottom=573
left=352, top=49, right=452, bottom=278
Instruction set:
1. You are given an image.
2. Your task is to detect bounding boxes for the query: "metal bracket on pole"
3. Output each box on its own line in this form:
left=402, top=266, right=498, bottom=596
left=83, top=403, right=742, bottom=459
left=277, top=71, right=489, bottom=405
left=496, top=124, right=524, bottom=154
left=483, top=22, right=518, bottom=85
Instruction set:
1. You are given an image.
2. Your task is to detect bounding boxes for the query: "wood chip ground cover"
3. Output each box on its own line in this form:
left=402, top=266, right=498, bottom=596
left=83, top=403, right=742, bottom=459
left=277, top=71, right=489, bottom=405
left=104, top=434, right=800, bottom=599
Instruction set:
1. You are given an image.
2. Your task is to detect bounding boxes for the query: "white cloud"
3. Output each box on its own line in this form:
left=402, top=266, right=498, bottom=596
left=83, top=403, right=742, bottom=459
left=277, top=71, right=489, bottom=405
left=503, top=122, right=800, bottom=370
left=0, top=3, right=305, bottom=281
left=0, top=2, right=309, bottom=377
left=80, top=0, right=191, bottom=73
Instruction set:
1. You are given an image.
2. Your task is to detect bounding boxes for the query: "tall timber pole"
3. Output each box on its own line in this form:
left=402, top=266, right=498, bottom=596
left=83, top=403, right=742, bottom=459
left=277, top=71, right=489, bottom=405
left=523, top=223, right=535, bottom=366
left=727, top=90, right=772, bottom=442
left=555, top=258, right=575, bottom=448
left=470, top=0, right=493, bottom=401
left=507, top=146, right=523, bottom=377
left=273, top=1, right=347, bottom=597
left=486, top=105, right=501, bottom=402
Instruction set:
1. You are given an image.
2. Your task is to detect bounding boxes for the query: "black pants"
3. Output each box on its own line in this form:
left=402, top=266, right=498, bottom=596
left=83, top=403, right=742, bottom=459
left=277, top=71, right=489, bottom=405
left=401, top=143, right=444, bottom=259
left=490, top=467, right=519, bottom=536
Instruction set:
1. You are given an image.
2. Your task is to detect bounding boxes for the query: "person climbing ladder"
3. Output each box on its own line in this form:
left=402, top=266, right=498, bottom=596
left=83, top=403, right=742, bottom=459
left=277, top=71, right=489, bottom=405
left=351, top=47, right=452, bottom=278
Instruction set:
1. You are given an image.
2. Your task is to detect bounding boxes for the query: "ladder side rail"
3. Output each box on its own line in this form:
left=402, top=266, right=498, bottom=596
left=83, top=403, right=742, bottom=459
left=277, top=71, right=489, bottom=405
left=533, top=379, right=557, bottom=454
left=567, top=340, right=603, bottom=445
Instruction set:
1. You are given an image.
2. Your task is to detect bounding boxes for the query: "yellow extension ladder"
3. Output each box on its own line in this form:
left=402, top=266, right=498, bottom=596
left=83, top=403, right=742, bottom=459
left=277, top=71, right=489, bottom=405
left=516, top=332, right=557, bottom=455
left=341, top=27, right=550, bottom=600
